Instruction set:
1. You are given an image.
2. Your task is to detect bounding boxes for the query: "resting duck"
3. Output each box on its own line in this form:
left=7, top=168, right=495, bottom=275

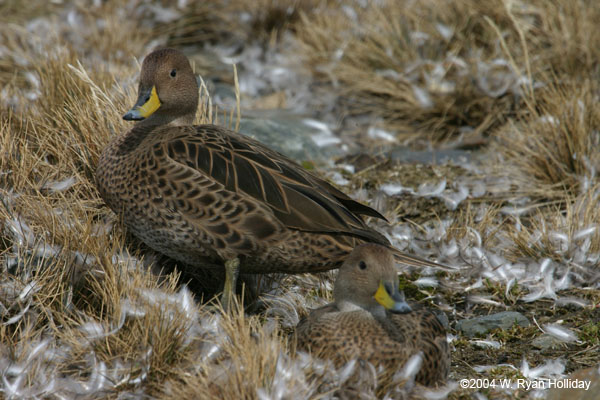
left=295, top=243, right=450, bottom=387
left=96, top=48, right=443, bottom=309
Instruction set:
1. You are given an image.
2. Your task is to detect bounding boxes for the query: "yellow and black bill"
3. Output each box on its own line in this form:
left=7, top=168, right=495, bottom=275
left=374, top=280, right=412, bottom=314
left=123, top=86, right=161, bottom=121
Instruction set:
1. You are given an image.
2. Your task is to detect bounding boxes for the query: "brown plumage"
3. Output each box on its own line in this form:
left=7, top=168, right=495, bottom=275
left=295, top=244, right=450, bottom=387
left=96, top=48, right=444, bottom=305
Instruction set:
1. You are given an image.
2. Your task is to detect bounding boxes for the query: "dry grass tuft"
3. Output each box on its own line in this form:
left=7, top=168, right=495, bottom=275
left=0, top=0, right=58, bottom=24
left=525, top=0, right=600, bottom=78
left=494, top=79, right=600, bottom=198
left=0, top=43, right=135, bottom=258
left=0, top=10, right=219, bottom=396
left=446, top=202, right=504, bottom=247
left=295, top=0, right=600, bottom=142
left=60, top=264, right=193, bottom=392
left=158, top=0, right=329, bottom=47
left=295, top=0, right=525, bottom=141
left=162, top=300, right=285, bottom=399
left=506, top=186, right=600, bottom=265
left=151, top=1, right=233, bottom=46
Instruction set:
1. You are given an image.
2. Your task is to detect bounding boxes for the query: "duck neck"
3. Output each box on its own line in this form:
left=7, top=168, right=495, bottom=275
left=135, top=112, right=196, bottom=128
left=337, top=300, right=363, bottom=313
left=367, top=304, right=387, bottom=318
left=337, top=299, right=386, bottom=318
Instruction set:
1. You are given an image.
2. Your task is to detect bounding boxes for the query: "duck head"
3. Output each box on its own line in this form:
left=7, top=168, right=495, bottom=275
left=334, top=243, right=411, bottom=316
left=124, top=48, right=199, bottom=127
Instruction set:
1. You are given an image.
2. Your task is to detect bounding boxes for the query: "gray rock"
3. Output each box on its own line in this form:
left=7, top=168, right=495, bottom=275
left=209, top=82, right=238, bottom=105
left=388, top=147, right=475, bottom=165
left=531, top=334, right=567, bottom=350
left=434, top=310, right=450, bottom=330
left=456, top=311, right=530, bottom=337
left=238, top=109, right=345, bottom=163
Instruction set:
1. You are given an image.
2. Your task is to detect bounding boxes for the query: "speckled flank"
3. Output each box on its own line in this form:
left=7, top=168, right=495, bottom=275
left=294, top=244, right=450, bottom=387
left=96, top=48, right=440, bottom=277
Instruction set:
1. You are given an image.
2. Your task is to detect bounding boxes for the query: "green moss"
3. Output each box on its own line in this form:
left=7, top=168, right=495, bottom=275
left=580, top=321, right=600, bottom=345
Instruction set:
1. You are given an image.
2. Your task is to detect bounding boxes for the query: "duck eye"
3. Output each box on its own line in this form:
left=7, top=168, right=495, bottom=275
left=359, top=261, right=367, bottom=270
left=170, top=69, right=177, bottom=78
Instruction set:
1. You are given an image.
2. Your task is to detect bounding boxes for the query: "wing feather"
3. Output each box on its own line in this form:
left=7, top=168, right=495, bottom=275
left=163, top=124, right=389, bottom=245
left=232, top=155, right=263, bottom=201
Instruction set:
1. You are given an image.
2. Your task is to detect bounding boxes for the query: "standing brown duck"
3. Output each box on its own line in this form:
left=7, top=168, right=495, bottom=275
left=96, top=48, right=442, bottom=309
left=294, top=243, right=450, bottom=388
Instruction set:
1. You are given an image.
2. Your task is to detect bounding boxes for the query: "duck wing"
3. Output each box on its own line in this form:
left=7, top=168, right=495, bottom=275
left=160, top=124, right=389, bottom=245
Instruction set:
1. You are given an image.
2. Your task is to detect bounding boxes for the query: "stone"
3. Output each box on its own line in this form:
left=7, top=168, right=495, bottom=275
left=238, top=109, right=345, bottom=163
left=531, top=334, right=567, bottom=351
left=456, top=311, right=530, bottom=337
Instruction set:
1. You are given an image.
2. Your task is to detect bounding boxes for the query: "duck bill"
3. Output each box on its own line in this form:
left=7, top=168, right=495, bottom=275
left=123, top=86, right=161, bottom=121
left=374, top=281, right=411, bottom=314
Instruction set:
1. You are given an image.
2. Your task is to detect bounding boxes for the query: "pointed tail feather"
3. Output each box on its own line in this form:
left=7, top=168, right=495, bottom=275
left=389, top=247, right=453, bottom=270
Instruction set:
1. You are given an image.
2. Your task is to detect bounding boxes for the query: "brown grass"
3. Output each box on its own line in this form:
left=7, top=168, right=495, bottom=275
left=493, top=79, right=600, bottom=198
left=295, top=0, right=600, bottom=143
left=157, top=0, right=329, bottom=47
left=0, top=7, right=213, bottom=395
left=160, top=301, right=285, bottom=399
left=446, top=202, right=505, bottom=247
left=506, top=186, right=600, bottom=263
